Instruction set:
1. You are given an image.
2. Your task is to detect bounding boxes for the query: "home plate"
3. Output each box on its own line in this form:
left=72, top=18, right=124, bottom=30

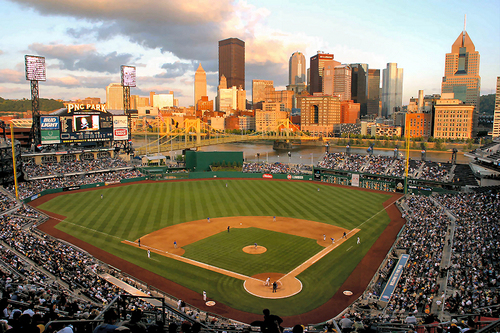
left=206, top=301, right=216, bottom=306
left=343, top=290, right=353, bottom=296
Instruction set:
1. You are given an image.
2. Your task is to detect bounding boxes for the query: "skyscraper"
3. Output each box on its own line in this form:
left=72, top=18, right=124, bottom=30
left=492, top=77, right=500, bottom=138
left=194, top=63, right=207, bottom=108
left=350, top=64, right=369, bottom=117
left=382, top=63, right=403, bottom=118
left=289, top=52, right=306, bottom=85
left=367, top=69, right=381, bottom=117
left=106, top=83, right=123, bottom=110
left=334, top=65, right=352, bottom=101
left=218, top=38, right=245, bottom=90
left=310, top=52, right=340, bottom=94
left=441, top=29, right=480, bottom=134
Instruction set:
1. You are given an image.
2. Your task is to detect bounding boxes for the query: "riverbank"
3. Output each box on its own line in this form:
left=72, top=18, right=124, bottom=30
left=296, top=138, right=478, bottom=153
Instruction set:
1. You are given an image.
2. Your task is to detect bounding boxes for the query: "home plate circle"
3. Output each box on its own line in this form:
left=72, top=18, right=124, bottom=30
left=343, top=290, right=353, bottom=296
left=205, top=301, right=216, bottom=306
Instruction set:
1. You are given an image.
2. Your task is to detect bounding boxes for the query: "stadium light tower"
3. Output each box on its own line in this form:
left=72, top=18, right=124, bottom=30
left=25, top=55, right=46, bottom=149
left=121, top=65, right=136, bottom=151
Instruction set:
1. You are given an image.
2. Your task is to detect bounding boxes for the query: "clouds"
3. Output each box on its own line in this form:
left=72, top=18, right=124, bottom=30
left=28, top=43, right=134, bottom=73
left=12, top=0, right=235, bottom=61
left=0, top=69, right=24, bottom=83
left=156, top=62, right=195, bottom=79
left=2, top=0, right=320, bottom=105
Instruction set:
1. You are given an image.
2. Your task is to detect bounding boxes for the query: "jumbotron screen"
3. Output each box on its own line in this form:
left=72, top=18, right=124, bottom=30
left=73, top=115, right=100, bottom=132
left=60, top=113, right=113, bottom=143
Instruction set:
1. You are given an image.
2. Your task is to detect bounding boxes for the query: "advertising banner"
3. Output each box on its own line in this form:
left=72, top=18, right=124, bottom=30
left=351, top=173, right=360, bottom=187
left=379, top=254, right=410, bottom=303
left=113, top=116, right=128, bottom=128
left=41, top=130, right=61, bottom=144
left=41, top=116, right=60, bottom=130
left=113, top=128, right=129, bottom=141
left=113, top=116, right=129, bottom=140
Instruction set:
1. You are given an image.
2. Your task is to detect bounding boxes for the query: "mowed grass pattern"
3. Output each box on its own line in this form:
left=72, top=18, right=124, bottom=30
left=39, top=179, right=392, bottom=316
left=183, top=228, right=323, bottom=276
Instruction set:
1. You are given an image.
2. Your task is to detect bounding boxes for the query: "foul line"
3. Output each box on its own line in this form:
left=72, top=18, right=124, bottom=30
left=278, top=199, right=397, bottom=283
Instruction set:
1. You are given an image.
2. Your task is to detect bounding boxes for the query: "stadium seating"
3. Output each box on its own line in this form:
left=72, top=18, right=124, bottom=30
left=0, top=154, right=498, bottom=332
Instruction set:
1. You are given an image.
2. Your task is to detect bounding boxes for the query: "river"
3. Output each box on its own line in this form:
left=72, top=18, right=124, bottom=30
left=132, top=137, right=472, bottom=165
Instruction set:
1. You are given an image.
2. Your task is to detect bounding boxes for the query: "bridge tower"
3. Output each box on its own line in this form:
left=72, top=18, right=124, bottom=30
left=184, top=119, right=201, bottom=146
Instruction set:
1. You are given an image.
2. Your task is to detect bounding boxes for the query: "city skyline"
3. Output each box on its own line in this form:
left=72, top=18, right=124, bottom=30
left=0, top=0, right=498, bottom=108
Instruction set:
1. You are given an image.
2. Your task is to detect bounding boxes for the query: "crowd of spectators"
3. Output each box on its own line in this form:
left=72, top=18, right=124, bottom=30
left=0, top=193, right=17, bottom=214
left=6, top=169, right=143, bottom=200
left=0, top=203, right=164, bottom=332
left=317, top=153, right=455, bottom=182
left=418, top=162, right=452, bottom=182
left=23, top=158, right=131, bottom=179
left=347, top=190, right=499, bottom=331
left=434, top=192, right=499, bottom=316
left=386, top=196, right=449, bottom=316
left=242, top=162, right=310, bottom=174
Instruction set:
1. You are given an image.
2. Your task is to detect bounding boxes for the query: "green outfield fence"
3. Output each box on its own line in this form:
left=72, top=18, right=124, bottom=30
left=22, top=168, right=459, bottom=203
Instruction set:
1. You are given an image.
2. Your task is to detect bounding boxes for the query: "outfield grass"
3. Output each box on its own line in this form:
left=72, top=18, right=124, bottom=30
left=38, top=179, right=392, bottom=316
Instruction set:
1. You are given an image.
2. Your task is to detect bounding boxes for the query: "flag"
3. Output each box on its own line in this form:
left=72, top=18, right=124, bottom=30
left=158, top=112, right=164, bottom=123
left=145, top=120, right=153, bottom=129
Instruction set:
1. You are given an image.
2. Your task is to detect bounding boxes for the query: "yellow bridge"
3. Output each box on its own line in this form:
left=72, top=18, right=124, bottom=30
left=133, top=118, right=320, bottom=155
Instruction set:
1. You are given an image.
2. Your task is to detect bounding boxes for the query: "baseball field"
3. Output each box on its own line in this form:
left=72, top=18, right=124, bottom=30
left=34, top=179, right=404, bottom=324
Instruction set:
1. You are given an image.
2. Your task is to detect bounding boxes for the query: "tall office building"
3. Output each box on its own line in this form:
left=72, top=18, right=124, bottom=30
left=252, top=80, right=274, bottom=104
left=289, top=52, right=306, bottom=85
left=382, top=63, right=403, bottom=118
left=194, top=63, right=207, bottom=108
left=492, top=77, right=500, bottom=138
left=367, top=69, right=381, bottom=117
left=434, top=93, right=474, bottom=139
left=334, top=65, right=351, bottom=101
left=350, top=64, right=369, bottom=117
left=441, top=29, right=480, bottom=134
left=106, top=83, right=123, bottom=110
left=219, top=38, right=245, bottom=90
left=297, top=94, right=341, bottom=135
left=310, top=52, right=340, bottom=94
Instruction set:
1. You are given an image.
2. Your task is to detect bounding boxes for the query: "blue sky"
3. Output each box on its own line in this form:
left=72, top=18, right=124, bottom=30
left=0, top=0, right=498, bottom=107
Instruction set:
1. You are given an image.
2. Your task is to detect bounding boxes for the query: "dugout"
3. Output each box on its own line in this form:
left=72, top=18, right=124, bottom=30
left=185, top=151, right=243, bottom=171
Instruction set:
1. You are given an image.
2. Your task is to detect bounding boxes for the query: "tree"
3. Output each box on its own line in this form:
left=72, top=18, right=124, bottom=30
left=479, top=94, right=495, bottom=115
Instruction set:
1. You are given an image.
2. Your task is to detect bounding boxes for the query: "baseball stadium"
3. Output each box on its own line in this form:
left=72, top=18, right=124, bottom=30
left=0, top=110, right=499, bottom=332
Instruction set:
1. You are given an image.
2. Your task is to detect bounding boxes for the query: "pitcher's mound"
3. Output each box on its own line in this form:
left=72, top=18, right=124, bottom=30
left=243, top=245, right=267, bottom=254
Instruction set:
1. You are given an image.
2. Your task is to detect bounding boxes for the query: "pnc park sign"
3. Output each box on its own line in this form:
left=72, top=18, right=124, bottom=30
left=66, top=103, right=107, bottom=113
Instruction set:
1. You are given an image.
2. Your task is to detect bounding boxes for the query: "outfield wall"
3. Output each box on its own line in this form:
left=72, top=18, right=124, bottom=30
left=22, top=176, right=147, bottom=203
left=21, top=169, right=456, bottom=203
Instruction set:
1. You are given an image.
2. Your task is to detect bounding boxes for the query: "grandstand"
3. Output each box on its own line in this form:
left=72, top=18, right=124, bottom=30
left=0, top=142, right=498, bottom=332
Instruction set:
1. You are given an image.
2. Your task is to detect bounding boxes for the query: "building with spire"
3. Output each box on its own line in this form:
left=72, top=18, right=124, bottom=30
left=194, top=63, right=207, bottom=109
left=289, top=52, right=306, bottom=85
left=441, top=26, right=480, bottom=134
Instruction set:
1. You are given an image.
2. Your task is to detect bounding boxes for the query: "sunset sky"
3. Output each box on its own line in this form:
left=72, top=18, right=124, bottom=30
left=0, top=0, right=499, bottom=107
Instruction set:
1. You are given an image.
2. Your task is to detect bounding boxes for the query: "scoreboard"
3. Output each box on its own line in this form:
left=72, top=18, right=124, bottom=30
left=40, top=104, right=128, bottom=144
left=59, top=112, right=113, bottom=143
